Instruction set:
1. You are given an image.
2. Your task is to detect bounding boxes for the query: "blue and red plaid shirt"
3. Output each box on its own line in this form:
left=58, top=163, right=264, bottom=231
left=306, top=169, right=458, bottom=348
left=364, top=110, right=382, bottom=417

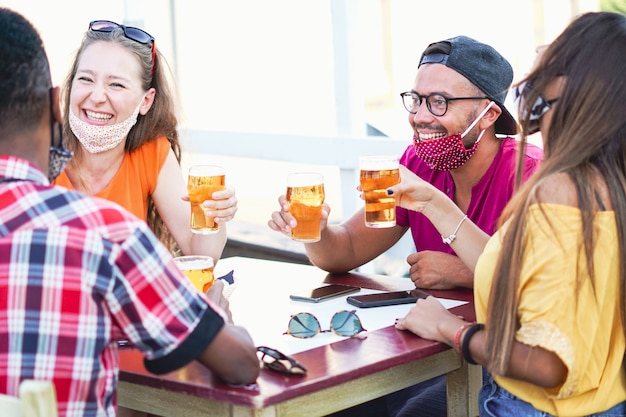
left=0, top=156, right=225, bottom=416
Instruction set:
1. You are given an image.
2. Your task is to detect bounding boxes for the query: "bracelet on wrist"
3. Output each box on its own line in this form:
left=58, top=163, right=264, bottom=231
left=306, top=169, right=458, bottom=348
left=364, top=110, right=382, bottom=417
left=461, top=323, right=485, bottom=365
left=442, top=214, right=468, bottom=245
left=453, top=322, right=473, bottom=352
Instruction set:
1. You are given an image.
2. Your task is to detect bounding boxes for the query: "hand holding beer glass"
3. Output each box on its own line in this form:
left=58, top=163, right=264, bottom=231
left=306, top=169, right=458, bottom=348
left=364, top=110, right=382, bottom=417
left=187, top=165, right=226, bottom=234
left=286, top=172, right=325, bottom=242
left=173, top=255, right=215, bottom=293
left=359, top=155, right=400, bottom=228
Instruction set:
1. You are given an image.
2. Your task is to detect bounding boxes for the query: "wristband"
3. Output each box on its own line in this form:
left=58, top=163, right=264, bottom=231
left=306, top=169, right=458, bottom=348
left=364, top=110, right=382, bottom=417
left=453, top=322, right=473, bottom=352
left=461, top=323, right=485, bottom=365
left=442, top=214, right=468, bottom=245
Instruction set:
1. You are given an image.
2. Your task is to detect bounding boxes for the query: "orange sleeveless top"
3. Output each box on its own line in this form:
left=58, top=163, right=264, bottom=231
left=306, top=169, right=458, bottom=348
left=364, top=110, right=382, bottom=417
left=53, top=136, right=171, bottom=221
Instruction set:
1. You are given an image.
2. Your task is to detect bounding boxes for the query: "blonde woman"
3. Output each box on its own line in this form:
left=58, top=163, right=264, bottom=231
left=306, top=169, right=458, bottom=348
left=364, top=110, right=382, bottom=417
left=55, top=21, right=236, bottom=260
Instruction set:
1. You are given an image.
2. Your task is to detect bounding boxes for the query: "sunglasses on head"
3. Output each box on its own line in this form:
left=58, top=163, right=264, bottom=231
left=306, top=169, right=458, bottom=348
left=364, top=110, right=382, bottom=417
left=284, top=310, right=366, bottom=339
left=88, top=20, right=156, bottom=75
left=256, top=346, right=307, bottom=376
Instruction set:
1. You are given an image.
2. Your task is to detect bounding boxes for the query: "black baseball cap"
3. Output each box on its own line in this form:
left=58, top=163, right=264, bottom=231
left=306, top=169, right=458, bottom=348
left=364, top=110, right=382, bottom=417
left=418, top=35, right=518, bottom=135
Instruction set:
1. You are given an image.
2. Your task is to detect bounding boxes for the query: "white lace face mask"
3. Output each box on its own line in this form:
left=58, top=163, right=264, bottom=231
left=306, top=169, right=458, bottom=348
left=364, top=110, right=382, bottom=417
left=69, top=99, right=144, bottom=154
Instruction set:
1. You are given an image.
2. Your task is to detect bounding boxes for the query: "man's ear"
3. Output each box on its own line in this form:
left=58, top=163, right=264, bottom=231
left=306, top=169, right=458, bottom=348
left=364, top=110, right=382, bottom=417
left=50, top=86, right=63, bottom=124
left=480, top=102, right=502, bottom=130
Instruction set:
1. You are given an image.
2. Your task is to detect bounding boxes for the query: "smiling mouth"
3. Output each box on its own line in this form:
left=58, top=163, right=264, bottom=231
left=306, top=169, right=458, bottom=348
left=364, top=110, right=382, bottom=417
left=84, top=110, right=112, bottom=123
left=417, top=132, right=446, bottom=141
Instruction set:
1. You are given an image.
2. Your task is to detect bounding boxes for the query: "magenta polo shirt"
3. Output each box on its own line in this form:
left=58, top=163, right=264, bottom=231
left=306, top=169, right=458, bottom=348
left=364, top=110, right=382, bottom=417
left=396, top=137, right=543, bottom=254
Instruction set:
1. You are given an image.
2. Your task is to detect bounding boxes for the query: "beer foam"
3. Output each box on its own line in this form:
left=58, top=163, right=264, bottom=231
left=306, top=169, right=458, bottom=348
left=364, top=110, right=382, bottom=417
left=175, top=259, right=213, bottom=270
left=359, top=155, right=399, bottom=170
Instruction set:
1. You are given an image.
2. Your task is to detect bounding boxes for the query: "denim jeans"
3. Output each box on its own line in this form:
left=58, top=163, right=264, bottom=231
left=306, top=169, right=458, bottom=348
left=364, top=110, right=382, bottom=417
left=479, top=373, right=626, bottom=417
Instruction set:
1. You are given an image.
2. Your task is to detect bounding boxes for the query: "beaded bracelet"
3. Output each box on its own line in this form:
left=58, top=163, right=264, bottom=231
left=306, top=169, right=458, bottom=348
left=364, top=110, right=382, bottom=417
left=453, top=322, right=473, bottom=352
left=442, top=214, right=468, bottom=245
left=461, top=323, right=485, bottom=365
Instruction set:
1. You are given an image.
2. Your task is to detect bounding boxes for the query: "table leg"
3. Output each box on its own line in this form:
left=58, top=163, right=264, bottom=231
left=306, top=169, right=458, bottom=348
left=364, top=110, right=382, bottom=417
left=446, top=360, right=482, bottom=417
left=117, top=406, right=148, bottom=417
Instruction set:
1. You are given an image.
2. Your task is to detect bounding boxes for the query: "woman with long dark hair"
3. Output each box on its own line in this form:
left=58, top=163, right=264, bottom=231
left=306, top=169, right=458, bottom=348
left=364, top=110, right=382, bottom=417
left=391, top=11, right=626, bottom=416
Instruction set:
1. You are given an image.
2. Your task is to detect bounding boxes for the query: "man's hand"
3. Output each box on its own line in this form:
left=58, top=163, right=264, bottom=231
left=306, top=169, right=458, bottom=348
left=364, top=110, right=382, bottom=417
left=406, top=251, right=473, bottom=289
left=205, top=280, right=233, bottom=323
left=268, top=194, right=330, bottom=237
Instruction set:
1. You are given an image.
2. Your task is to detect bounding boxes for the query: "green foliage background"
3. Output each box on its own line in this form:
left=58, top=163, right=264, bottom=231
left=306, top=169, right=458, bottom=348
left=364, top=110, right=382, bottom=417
left=600, top=0, right=626, bottom=13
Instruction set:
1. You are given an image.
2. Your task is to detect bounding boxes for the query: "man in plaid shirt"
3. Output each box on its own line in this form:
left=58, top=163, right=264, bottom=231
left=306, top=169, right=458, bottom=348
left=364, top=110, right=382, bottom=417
left=0, top=8, right=259, bottom=417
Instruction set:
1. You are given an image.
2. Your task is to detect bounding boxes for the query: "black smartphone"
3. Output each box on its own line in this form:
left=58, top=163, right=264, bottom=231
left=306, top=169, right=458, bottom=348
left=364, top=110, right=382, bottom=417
left=289, top=284, right=360, bottom=303
left=346, top=289, right=430, bottom=308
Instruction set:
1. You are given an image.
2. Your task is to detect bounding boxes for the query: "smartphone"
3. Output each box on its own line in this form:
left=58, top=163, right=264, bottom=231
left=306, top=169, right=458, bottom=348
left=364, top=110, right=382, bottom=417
left=346, top=289, right=430, bottom=308
left=289, top=284, right=360, bottom=303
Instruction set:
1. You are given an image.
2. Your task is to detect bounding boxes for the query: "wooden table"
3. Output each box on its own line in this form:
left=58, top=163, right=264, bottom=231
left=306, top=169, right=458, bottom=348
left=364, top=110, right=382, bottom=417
left=117, top=256, right=481, bottom=417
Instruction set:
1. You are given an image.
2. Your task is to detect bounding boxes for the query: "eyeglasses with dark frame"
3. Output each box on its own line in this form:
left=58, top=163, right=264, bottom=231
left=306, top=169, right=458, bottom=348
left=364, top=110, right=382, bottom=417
left=400, top=91, right=489, bottom=117
left=256, top=346, right=307, bottom=376
left=88, top=20, right=156, bottom=75
left=284, top=310, right=366, bottom=339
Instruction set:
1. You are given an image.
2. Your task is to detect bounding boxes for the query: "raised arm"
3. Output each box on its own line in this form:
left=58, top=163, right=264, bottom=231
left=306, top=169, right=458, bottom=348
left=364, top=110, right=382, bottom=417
left=152, top=150, right=229, bottom=260
left=268, top=193, right=406, bottom=273
left=387, top=165, right=489, bottom=271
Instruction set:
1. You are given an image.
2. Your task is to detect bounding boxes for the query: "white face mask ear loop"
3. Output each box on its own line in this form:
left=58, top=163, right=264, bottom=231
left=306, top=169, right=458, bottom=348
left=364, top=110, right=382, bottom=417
left=472, top=128, right=487, bottom=146
left=461, top=101, right=495, bottom=138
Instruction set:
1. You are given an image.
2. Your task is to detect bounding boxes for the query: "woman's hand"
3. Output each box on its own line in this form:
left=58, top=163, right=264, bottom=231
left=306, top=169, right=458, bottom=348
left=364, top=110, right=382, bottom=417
left=395, top=296, right=464, bottom=345
left=203, top=186, right=238, bottom=224
left=386, top=165, right=442, bottom=214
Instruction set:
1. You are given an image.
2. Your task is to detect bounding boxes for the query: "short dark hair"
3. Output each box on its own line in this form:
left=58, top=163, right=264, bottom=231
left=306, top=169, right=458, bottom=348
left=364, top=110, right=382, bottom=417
left=0, top=8, right=51, bottom=133
left=419, top=36, right=517, bottom=135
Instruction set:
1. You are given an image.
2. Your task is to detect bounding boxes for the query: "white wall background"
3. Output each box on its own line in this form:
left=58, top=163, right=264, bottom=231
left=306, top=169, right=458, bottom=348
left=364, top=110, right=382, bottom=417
left=1, top=0, right=600, bottom=274
left=1, top=1, right=600, bottom=275
left=2, top=0, right=599, bottom=139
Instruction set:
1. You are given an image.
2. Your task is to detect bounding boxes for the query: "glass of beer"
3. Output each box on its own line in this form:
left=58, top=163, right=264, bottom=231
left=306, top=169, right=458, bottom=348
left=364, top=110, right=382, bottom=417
left=173, top=255, right=215, bottom=293
left=359, top=155, right=400, bottom=228
left=286, top=172, right=325, bottom=242
left=187, top=165, right=226, bottom=234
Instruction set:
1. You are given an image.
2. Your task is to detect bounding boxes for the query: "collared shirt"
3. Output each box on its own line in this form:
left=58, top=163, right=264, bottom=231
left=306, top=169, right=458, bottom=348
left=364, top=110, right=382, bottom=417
left=0, top=156, right=225, bottom=417
left=397, top=137, right=544, bottom=253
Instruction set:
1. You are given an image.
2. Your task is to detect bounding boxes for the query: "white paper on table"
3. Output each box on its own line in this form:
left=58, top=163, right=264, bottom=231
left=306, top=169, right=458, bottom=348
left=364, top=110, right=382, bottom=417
left=237, top=287, right=467, bottom=355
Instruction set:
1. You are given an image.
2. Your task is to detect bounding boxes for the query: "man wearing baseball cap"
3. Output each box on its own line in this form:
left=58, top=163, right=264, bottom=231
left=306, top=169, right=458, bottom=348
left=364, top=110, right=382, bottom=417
left=270, top=35, right=543, bottom=416
left=386, top=36, right=544, bottom=417
left=271, top=34, right=542, bottom=289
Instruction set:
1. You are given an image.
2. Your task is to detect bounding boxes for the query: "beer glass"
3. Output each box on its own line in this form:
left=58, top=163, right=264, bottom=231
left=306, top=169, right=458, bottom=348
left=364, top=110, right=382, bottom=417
left=286, top=172, right=325, bottom=242
left=359, top=155, right=400, bottom=228
left=173, top=255, right=215, bottom=293
left=187, top=165, right=226, bottom=234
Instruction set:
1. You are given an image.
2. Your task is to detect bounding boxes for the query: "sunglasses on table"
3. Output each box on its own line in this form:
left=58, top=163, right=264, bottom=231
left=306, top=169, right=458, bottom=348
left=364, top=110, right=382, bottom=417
left=88, top=20, right=156, bottom=74
left=256, top=346, right=307, bottom=376
left=284, top=310, right=366, bottom=339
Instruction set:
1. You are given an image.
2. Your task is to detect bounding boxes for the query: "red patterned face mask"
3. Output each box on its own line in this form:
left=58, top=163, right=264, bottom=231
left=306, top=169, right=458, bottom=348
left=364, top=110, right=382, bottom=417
left=413, top=101, right=493, bottom=171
